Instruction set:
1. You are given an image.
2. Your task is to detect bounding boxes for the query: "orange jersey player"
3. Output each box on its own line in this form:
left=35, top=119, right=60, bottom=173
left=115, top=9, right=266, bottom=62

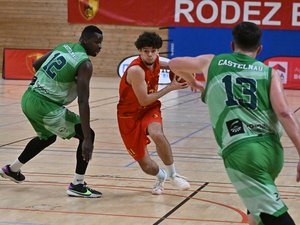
left=117, top=31, right=190, bottom=195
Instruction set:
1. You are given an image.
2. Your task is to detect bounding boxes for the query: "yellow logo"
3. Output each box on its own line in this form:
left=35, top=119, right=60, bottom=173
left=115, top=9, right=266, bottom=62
left=152, top=114, right=159, bottom=118
left=78, top=0, right=99, bottom=20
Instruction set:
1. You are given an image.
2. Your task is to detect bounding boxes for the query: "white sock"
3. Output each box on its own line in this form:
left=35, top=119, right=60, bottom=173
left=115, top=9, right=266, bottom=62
left=73, top=174, right=85, bottom=185
left=165, top=164, right=176, bottom=177
left=156, top=168, right=166, bottom=181
left=10, top=159, right=24, bottom=172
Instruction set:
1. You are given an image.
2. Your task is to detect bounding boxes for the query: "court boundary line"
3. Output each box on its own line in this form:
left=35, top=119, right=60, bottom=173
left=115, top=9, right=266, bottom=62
left=153, top=182, right=209, bottom=225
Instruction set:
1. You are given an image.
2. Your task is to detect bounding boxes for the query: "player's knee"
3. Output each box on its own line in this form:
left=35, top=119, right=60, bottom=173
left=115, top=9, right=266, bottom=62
left=260, top=212, right=295, bottom=225
left=149, top=131, right=164, bottom=143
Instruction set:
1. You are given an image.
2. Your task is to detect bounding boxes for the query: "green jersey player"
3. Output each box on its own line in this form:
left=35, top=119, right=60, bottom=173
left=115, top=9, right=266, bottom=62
left=1, top=25, right=103, bottom=198
left=169, top=22, right=300, bottom=225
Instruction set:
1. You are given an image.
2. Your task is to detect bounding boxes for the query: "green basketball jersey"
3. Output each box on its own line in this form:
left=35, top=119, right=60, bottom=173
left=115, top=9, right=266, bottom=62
left=202, top=52, right=282, bottom=156
left=30, top=43, right=89, bottom=105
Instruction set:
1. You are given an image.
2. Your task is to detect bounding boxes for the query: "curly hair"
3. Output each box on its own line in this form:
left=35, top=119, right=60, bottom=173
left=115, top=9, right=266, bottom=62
left=135, top=32, right=163, bottom=49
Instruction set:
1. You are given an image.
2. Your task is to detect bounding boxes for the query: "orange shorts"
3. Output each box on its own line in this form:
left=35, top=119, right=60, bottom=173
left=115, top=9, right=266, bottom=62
left=117, top=105, right=162, bottom=160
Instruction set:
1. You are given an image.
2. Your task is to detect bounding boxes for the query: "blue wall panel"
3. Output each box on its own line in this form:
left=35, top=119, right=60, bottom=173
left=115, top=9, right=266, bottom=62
left=168, top=27, right=300, bottom=61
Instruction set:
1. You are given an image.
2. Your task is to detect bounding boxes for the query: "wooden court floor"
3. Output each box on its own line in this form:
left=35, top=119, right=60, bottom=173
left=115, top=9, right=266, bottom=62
left=0, top=77, right=299, bottom=225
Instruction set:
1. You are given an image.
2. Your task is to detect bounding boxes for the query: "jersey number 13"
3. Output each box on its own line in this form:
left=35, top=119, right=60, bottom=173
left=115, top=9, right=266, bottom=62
left=222, top=75, right=257, bottom=110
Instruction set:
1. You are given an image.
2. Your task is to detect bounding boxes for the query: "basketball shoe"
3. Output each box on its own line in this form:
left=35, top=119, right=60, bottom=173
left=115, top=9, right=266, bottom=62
left=170, top=173, right=190, bottom=190
left=0, top=165, right=25, bottom=183
left=152, top=172, right=167, bottom=195
left=66, top=182, right=102, bottom=198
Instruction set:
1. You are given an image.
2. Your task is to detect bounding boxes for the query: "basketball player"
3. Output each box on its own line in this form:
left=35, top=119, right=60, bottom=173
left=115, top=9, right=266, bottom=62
left=169, top=22, right=300, bottom=225
left=117, top=32, right=190, bottom=195
left=0, top=25, right=103, bottom=198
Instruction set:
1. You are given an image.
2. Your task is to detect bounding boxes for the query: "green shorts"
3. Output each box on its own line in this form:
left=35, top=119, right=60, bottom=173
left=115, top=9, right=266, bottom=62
left=223, top=135, right=288, bottom=225
left=21, top=88, right=80, bottom=140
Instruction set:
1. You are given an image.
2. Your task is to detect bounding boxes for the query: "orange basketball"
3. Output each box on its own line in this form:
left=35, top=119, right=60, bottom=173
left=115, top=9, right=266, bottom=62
left=169, top=70, right=186, bottom=83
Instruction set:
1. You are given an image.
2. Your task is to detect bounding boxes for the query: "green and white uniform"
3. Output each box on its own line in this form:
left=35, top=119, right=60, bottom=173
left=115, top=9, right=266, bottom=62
left=21, top=43, right=89, bottom=139
left=202, top=52, right=287, bottom=224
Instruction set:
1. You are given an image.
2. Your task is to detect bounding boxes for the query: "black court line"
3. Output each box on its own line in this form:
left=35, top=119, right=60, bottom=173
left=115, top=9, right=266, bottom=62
left=153, top=182, right=209, bottom=225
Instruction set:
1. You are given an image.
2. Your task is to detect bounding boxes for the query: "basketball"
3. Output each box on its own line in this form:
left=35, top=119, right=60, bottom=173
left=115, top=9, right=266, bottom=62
left=169, top=70, right=186, bottom=83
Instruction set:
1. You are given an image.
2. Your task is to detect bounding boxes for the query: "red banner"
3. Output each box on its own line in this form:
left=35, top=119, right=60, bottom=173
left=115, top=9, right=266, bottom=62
left=68, top=0, right=300, bottom=30
left=264, top=57, right=300, bottom=89
left=3, top=49, right=49, bottom=80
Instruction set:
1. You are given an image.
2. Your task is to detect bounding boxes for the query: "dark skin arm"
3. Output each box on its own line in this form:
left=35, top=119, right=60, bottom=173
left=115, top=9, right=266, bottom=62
left=32, top=51, right=52, bottom=71
left=77, top=60, right=94, bottom=161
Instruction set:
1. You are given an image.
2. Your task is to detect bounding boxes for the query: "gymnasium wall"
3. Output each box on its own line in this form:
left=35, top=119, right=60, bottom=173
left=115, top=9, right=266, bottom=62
left=168, top=27, right=300, bottom=89
left=168, top=27, right=300, bottom=61
left=0, top=0, right=168, bottom=78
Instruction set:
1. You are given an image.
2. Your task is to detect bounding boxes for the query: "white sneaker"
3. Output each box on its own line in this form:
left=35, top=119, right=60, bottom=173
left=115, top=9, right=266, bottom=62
left=170, top=174, right=190, bottom=190
left=152, top=174, right=167, bottom=195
